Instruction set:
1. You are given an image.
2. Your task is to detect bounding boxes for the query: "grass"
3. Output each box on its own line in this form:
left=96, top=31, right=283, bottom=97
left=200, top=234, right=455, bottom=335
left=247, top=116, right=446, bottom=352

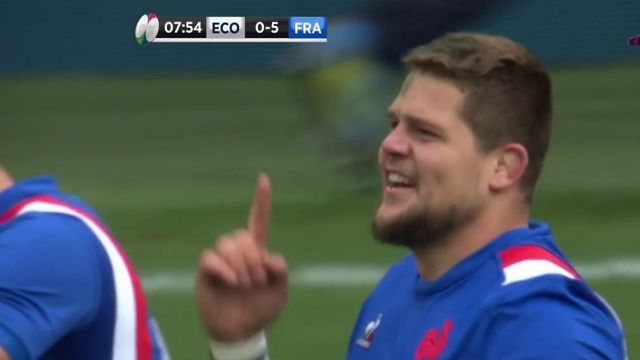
left=1, top=63, right=638, bottom=358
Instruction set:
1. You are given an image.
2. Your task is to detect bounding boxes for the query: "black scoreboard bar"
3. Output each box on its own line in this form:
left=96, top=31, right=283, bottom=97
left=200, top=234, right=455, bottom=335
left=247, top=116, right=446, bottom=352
left=141, top=15, right=327, bottom=43
left=156, top=16, right=207, bottom=39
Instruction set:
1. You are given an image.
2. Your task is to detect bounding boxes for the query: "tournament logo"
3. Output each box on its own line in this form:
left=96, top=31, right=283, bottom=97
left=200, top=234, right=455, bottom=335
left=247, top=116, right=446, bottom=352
left=356, top=314, right=382, bottom=349
left=135, top=13, right=159, bottom=45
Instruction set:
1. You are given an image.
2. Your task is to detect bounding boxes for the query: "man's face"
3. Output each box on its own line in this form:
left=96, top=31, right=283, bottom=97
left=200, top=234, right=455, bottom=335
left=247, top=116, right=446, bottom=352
left=372, top=72, right=493, bottom=248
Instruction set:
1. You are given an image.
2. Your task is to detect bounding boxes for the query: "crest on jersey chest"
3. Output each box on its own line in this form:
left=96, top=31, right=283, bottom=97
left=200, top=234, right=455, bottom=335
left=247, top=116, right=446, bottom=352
left=414, top=319, right=454, bottom=360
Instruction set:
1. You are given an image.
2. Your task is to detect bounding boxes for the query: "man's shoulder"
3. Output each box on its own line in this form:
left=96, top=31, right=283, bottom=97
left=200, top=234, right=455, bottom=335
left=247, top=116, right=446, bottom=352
left=481, top=243, right=585, bottom=306
left=464, top=243, right=627, bottom=358
left=477, top=274, right=626, bottom=358
left=480, top=243, right=623, bottom=336
left=496, top=243, right=580, bottom=285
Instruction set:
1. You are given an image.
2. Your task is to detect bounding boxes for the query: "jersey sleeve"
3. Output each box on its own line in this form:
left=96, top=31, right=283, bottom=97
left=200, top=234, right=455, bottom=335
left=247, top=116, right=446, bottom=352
left=479, top=279, right=626, bottom=359
left=0, top=213, right=103, bottom=360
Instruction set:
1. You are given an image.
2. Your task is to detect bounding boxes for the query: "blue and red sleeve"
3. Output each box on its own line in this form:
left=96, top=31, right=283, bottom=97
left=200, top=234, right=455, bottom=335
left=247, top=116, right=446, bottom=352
left=0, top=213, right=101, bottom=360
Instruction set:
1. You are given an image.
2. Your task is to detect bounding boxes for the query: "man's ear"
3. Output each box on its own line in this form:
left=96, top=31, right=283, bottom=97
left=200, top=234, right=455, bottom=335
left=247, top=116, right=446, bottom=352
left=488, top=143, right=529, bottom=192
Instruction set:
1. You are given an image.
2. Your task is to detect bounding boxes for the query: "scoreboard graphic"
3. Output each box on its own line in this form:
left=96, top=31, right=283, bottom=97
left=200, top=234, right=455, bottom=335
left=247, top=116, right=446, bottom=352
left=135, top=13, right=327, bottom=43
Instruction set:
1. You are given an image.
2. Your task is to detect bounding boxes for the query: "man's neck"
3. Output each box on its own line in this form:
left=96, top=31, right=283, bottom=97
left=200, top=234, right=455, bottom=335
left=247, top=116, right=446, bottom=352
left=413, top=202, right=529, bottom=281
left=0, top=167, right=14, bottom=194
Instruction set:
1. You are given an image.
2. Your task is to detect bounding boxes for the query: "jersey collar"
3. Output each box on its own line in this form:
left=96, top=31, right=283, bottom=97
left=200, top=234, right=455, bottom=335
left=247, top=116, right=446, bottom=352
left=0, top=176, right=60, bottom=217
left=412, top=221, right=552, bottom=296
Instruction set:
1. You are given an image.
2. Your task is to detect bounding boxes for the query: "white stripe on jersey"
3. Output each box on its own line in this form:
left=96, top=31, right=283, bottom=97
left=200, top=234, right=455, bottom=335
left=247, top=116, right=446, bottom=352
left=593, top=292, right=628, bottom=360
left=502, top=259, right=578, bottom=286
left=149, top=317, right=172, bottom=360
left=17, top=202, right=138, bottom=360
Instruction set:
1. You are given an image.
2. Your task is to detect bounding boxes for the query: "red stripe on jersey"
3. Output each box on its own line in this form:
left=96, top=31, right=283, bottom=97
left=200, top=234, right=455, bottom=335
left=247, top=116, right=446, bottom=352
left=0, top=195, right=153, bottom=360
left=0, top=196, right=31, bottom=223
left=499, top=244, right=580, bottom=279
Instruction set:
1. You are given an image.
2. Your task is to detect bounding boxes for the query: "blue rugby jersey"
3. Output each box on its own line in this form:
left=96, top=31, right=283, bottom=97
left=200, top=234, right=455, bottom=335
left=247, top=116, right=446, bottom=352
left=346, top=222, right=626, bottom=359
left=0, top=177, right=170, bottom=360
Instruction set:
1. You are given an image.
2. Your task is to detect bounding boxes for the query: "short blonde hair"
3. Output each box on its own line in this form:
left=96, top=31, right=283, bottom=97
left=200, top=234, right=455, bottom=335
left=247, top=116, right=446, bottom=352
left=404, top=33, right=552, bottom=202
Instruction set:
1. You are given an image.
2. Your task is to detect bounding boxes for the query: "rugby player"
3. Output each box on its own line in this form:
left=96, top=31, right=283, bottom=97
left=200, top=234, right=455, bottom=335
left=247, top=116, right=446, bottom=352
left=197, top=33, right=627, bottom=360
left=0, top=169, right=169, bottom=360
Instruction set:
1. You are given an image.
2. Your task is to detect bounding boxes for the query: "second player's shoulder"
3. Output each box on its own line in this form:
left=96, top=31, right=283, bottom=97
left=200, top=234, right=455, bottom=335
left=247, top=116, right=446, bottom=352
left=0, top=210, right=106, bottom=288
left=0, top=207, right=111, bottom=358
left=1, top=209, right=96, bottom=249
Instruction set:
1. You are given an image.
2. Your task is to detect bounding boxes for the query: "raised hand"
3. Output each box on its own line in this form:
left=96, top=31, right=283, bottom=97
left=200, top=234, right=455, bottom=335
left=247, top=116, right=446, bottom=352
left=196, top=174, right=288, bottom=342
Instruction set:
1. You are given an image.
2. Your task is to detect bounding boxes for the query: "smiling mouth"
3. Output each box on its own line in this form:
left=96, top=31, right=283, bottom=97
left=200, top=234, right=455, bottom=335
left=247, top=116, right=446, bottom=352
left=386, top=171, right=416, bottom=189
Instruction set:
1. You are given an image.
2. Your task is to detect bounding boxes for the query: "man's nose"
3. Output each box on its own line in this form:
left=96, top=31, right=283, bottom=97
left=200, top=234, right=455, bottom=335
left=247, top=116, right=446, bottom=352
left=380, top=124, right=411, bottom=157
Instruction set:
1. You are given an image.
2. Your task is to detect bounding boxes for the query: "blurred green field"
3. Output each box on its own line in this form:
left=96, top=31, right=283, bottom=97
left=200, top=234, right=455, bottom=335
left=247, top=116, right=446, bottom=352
left=1, top=63, right=639, bottom=359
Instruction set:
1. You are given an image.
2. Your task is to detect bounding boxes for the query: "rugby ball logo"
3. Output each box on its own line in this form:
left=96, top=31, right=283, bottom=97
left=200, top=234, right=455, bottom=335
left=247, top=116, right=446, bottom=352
left=135, top=13, right=159, bottom=44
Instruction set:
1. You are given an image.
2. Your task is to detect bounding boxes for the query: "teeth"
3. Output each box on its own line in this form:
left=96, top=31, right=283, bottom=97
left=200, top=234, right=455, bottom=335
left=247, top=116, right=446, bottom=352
left=388, top=172, right=412, bottom=185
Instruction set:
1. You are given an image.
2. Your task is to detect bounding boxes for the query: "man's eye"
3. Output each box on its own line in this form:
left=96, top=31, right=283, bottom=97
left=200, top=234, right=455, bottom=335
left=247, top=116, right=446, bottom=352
left=418, top=128, right=435, bottom=137
left=390, top=121, right=399, bottom=129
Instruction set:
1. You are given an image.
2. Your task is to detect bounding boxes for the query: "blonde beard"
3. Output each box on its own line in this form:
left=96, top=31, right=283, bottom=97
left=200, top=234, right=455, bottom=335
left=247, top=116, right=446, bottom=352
left=371, top=198, right=482, bottom=250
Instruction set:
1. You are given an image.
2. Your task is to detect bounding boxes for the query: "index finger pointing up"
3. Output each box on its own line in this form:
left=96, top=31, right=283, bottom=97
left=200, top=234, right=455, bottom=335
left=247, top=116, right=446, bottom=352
left=248, top=173, right=272, bottom=247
